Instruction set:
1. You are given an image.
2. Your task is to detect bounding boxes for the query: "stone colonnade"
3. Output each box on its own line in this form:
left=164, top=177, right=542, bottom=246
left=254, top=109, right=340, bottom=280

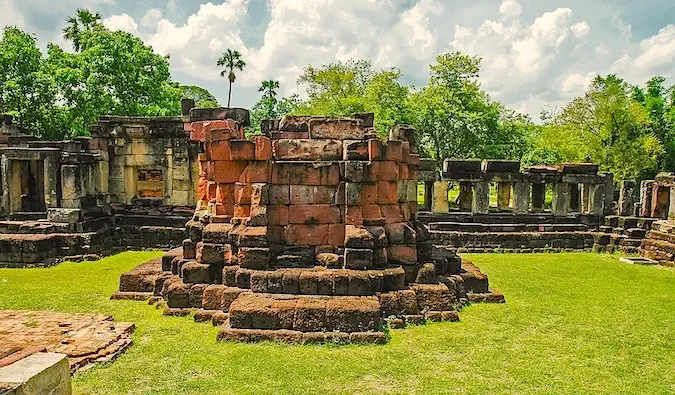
left=422, top=160, right=611, bottom=216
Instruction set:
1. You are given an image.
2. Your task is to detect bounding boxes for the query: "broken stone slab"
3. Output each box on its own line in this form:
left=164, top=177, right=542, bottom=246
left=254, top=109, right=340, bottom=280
left=0, top=353, right=71, bottom=395
left=189, top=108, right=250, bottom=126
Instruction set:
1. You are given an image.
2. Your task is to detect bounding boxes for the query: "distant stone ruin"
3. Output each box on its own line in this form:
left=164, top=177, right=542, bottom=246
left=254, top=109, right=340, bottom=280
left=112, top=107, right=503, bottom=343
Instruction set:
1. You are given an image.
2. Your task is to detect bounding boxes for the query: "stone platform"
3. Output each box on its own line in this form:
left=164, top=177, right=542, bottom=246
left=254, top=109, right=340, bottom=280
left=0, top=311, right=134, bottom=372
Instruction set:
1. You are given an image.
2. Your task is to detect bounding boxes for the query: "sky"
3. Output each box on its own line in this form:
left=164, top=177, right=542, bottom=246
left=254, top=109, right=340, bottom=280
left=2, top=0, right=675, bottom=121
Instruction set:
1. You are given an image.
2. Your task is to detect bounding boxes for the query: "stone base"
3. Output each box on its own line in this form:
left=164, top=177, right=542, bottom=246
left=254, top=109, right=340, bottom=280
left=218, top=325, right=387, bottom=344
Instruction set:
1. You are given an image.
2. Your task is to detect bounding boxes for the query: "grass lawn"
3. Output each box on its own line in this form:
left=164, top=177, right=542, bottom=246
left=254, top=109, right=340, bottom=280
left=0, top=252, right=674, bottom=394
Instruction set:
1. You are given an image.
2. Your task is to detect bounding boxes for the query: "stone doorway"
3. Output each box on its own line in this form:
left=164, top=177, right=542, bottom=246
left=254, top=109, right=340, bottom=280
left=11, top=160, right=46, bottom=213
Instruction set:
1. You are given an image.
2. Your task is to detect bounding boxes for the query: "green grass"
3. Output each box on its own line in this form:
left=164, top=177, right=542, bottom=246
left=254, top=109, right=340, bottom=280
left=1, top=252, right=674, bottom=394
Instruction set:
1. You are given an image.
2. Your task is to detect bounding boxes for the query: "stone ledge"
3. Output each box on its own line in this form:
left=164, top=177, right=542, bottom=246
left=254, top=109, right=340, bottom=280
left=0, top=353, right=71, bottom=395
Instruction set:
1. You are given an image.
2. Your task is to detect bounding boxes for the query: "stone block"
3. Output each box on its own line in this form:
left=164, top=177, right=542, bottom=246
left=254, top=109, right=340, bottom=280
left=273, top=139, right=342, bottom=161
left=237, top=247, right=271, bottom=269
left=285, top=224, right=329, bottom=246
left=0, top=353, right=71, bottom=395
left=344, top=248, right=374, bottom=270
left=288, top=204, right=341, bottom=224
left=308, top=118, right=365, bottom=140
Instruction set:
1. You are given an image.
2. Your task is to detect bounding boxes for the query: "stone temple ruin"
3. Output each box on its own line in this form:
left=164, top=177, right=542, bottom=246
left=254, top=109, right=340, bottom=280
left=0, top=114, right=196, bottom=267
left=113, top=107, right=503, bottom=343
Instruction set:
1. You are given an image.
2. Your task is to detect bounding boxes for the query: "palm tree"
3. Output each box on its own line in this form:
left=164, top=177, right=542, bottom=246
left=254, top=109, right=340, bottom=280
left=217, top=49, right=246, bottom=107
left=259, top=80, right=280, bottom=101
left=62, top=8, right=103, bottom=52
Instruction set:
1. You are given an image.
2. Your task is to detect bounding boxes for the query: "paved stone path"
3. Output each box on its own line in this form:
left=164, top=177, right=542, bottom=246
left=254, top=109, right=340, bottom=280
left=0, top=310, right=134, bottom=372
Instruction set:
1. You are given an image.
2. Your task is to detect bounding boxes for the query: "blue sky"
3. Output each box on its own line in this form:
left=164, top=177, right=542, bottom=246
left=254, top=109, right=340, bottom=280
left=2, top=0, right=674, bottom=121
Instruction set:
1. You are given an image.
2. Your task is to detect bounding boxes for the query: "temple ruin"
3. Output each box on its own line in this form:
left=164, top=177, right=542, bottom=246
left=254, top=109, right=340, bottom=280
left=112, top=107, right=504, bottom=343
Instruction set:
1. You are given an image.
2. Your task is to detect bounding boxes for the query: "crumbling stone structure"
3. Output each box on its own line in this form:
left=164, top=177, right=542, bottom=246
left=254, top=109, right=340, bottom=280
left=0, top=114, right=196, bottom=267
left=420, top=160, right=611, bottom=252
left=113, top=108, right=503, bottom=344
left=635, top=173, right=675, bottom=265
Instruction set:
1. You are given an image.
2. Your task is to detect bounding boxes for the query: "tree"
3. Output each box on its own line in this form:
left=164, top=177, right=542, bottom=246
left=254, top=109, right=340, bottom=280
left=179, top=85, right=219, bottom=108
left=259, top=80, right=280, bottom=101
left=62, top=8, right=103, bottom=52
left=409, top=52, right=530, bottom=165
left=217, top=49, right=246, bottom=107
left=0, top=27, right=61, bottom=138
left=535, top=75, right=663, bottom=180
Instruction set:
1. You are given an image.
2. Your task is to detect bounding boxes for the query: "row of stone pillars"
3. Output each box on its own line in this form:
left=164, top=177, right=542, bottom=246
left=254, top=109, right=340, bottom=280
left=425, top=180, right=605, bottom=216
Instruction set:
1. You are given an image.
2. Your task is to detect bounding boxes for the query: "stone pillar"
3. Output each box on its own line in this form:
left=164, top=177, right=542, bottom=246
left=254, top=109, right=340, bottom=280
left=569, top=184, right=581, bottom=212
left=639, top=180, right=654, bottom=217
left=513, top=182, right=530, bottom=214
left=458, top=181, right=473, bottom=212
left=472, top=181, right=490, bottom=214
left=43, top=155, right=59, bottom=208
left=669, top=187, right=675, bottom=221
left=618, top=180, right=637, bottom=216
left=580, top=184, right=590, bottom=213
left=603, top=173, right=614, bottom=215
left=552, top=183, right=570, bottom=216
left=497, top=182, right=511, bottom=210
left=61, top=165, right=81, bottom=209
left=431, top=181, right=449, bottom=214
left=422, top=181, right=433, bottom=211
left=531, top=183, right=546, bottom=213
left=588, top=184, right=605, bottom=215
left=0, top=154, right=10, bottom=215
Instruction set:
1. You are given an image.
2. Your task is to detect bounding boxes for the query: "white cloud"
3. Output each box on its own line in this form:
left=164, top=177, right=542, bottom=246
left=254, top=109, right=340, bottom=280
left=500, top=0, right=522, bottom=19
left=634, top=24, right=675, bottom=69
left=560, top=72, right=597, bottom=94
left=571, top=21, right=590, bottom=39
left=103, top=13, right=138, bottom=35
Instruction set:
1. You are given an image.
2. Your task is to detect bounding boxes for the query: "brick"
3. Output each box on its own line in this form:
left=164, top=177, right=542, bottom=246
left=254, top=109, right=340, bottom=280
left=238, top=247, right=271, bottom=269
left=308, top=118, right=365, bottom=140
left=343, top=140, right=370, bottom=160
left=362, top=184, right=378, bottom=205
left=272, top=163, right=340, bottom=186
left=247, top=205, right=268, bottom=226
left=299, top=271, right=320, bottom=294
left=240, top=161, right=270, bottom=183
left=208, top=140, right=231, bottom=161
left=197, top=242, right=224, bottom=265
left=285, top=224, right=329, bottom=246
left=362, top=205, right=382, bottom=220
left=268, top=205, right=289, bottom=226
left=408, top=154, right=421, bottom=166
left=343, top=161, right=366, bottom=183
left=345, top=206, right=363, bottom=225
left=213, top=161, right=247, bottom=183
left=388, top=244, right=418, bottom=266
left=347, top=271, right=372, bottom=295
left=182, top=262, right=211, bottom=284
left=401, top=141, right=411, bottom=162
left=386, top=141, right=403, bottom=162
left=279, top=115, right=311, bottom=132
left=378, top=181, right=398, bottom=205
left=384, top=222, right=417, bottom=244
left=273, top=139, right=342, bottom=161
left=290, top=185, right=338, bottom=204
left=216, top=184, right=235, bottom=209
left=250, top=183, right=269, bottom=206
left=381, top=204, right=404, bottom=223
left=237, top=226, right=268, bottom=247
left=377, top=161, right=400, bottom=181
left=328, top=224, right=346, bottom=247
left=234, top=183, right=252, bottom=205
left=368, top=139, right=386, bottom=161
left=269, top=185, right=290, bottom=205
left=230, top=140, right=255, bottom=160
left=254, top=136, right=272, bottom=161
left=293, top=298, right=327, bottom=331
left=399, top=163, right=409, bottom=180
left=289, top=204, right=341, bottom=225
left=364, top=161, right=379, bottom=183
left=234, top=205, right=251, bottom=218
left=344, top=248, right=373, bottom=270
left=345, top=225, right=375, bottom=249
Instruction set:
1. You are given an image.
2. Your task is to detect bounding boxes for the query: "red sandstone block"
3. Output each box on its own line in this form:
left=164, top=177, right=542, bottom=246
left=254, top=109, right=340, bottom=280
left=234, top=205, right=251, bottom=218
left=399, top=163, right=409, bottom=179
left=285, top=224, right=329, bottom=246
left=378, top=181, right=399, bottom=205
left=268, top=205, right=289, bottom=226
left=328, top=224, right=346, bottom=247
left=377, top=161, right=399, bottom=181
left=197, top=179, right=209, bottom=202
left=271, top=131, right=310, bottom=139
left=240, top=162, right=271, bottom=183
left=208, top=141, right=231, bottom=161
left=229, top=140, right=255, bottom=161
left=364, top=162, right=380, bottom=183
left=207, top=182, right=218, bottom=203
left=388, top=244, right=418, bottom=266
left=386, top=141, right=403, bottom=162
left=234, top=183, right=252, bottom=205
left=308, top=118, right=365, bottom=140
left=343, top=140, right=369, bottom=160
left=401, top=142, right=411, bottom=162
left=190, top=127, right=206, bottom=142
left=216, top=184, right=235, bottom=208
left=271, top=163, right=340, bottom=186
left=214, top=161, right=247, bottom=183
left=273, top=139, right=342, bottom=161
left=238, top=226, right=269, bottom=247
left=289, top=204, right=341, bottom=225
left=381, top=204, right=404, bottom=223
left=408, top=154, right=421, bottom=166
left=290, top=185, right=338, bottom=205
left=269, top=185, right=290, bottom=205
left=254, top=136, right=272, bottom=161
left=368, top=139, right=386, bottom=161
left=362, top=184, right=378, bottom=205
left=345, top=206, right=363, bottom=225
left=362, top=205, right=382, bottom=220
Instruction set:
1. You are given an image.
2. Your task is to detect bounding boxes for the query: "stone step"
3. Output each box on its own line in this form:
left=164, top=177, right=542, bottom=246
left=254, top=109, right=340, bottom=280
left=419, top=212, right=585, bottom=225
left=113, top=214, right=191, bottom=228
left=0, top=220, right=72, bottom=234
left=431, top=231, right=594, bottom=250
left=429, top=222, right=588, bottom=232
left=7, top=212, right=47, bottom=221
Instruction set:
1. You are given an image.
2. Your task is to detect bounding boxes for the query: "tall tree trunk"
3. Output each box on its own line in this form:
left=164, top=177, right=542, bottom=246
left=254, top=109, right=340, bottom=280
left=228, top=80, right=233, bottom=107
